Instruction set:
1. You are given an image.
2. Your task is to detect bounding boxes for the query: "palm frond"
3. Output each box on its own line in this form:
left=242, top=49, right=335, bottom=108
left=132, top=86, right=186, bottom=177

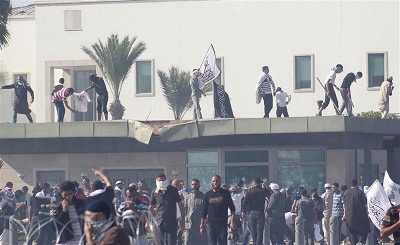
left=0, top=0, right=12, bottom=49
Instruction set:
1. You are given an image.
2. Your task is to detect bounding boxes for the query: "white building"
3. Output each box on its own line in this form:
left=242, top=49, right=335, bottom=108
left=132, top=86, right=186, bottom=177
left=0, top=0, right=398, bottom=123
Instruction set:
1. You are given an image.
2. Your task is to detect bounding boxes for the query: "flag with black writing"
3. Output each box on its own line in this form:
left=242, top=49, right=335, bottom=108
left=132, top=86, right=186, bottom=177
left=198, top=44, right=221, bottom=88
left=213, top=81, right=234, bottom=118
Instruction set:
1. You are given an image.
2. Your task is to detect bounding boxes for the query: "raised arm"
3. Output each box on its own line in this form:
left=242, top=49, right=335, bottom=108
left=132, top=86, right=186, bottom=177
left=91, top=168, right=112, bottom=187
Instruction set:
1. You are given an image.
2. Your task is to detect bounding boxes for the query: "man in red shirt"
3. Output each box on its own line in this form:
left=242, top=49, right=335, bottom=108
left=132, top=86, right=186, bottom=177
left=52, top=87, right=76, bottom=122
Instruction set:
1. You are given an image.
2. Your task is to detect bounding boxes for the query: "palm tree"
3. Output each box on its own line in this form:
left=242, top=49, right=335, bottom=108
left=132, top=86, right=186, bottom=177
left=158, top=66, right=193, bottom=120
left=0, top=0, right=12, bottom=49
left=82, top=34, right=146, bottom=119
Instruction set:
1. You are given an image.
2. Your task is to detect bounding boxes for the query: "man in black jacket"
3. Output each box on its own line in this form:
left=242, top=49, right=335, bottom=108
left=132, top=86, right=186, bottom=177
left=201, top=175, right=236, bottom=245
left=0, top=76, right=34, bottom=123
left=267, top=183, right=286, bottom=245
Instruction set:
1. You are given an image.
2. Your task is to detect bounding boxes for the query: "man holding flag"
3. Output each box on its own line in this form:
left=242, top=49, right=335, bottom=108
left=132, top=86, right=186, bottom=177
left=190, top=69, right=206, bottom=120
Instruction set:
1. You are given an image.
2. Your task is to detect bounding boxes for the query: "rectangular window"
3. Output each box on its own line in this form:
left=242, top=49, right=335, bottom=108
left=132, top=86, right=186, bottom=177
left=203, top=57, right=223, bottom=93
left=135, top=60, right=154, bottom=95
left=225, top=150, right=268, bottom=163
left=294, top=54, right=314, bottom=91
left=64, top=10, right=82, bottom=31
left=187, top=151, right=219, bottom=165
left=188, top=167, right=218, bottom=193
left=225, top=166, right=269, bottom=189
left=37, top=170, right=66, bottom=189
left=278, top=150, right=325, bottom=162
left=367, top=52, right=387, bottom=88
left=278, top=165, right=325, bottom=192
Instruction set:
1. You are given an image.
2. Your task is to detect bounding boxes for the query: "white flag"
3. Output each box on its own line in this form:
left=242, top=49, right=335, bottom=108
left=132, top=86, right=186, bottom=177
left=198, top=44, right=221, bottom=88
left=366, top=179, right=392, bottom=234
left=383, top=170, right=400, bottom=205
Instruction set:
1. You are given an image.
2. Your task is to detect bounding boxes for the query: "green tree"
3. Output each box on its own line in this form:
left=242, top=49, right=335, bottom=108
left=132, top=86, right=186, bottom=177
left=0, top=0, right=12, bottom=49
left=356, top=110, right=399, bottom=119
left=82, top=34, right=146, bottom=119
left=158, top=66, right=193, bottom=120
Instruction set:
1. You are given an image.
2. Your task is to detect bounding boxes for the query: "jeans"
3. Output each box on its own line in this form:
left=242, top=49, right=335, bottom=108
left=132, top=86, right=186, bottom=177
left=207, top=222, right=227, bottom=245
left=13, top=111, right=33, bottom=123
left=304, top=221, right=315, bottom=245
left=276, top=106, right=289, bottom=117
left=192, top=95, right=202, bottom=119
left=96, top=93, right=108, bottom=114
left=284, top=224, right=295, bottom=245
left=53, top=100, right=65, bottom=122
left=322, top=83, right=338, bottom=111
left=339, top=88, right=353, bottom=116
left=248, top=211, right=265, bottom=245
left=262, top=94, right=273, bottom=118
left=242, top=219, right=250, bottom=245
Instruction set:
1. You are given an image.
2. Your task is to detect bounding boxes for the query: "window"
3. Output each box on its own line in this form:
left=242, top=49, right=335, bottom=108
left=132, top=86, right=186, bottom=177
left=225, top=166, right=269, bottom=189
left=64, top=10, right=82, bottom=31
left=13, top=73, right=28, bottom=83
left=367, top=52, right=387, bottom=88
left=278, top=165, right=325, bottom=192
left=135, top=60, right=154, bottom=96
left=358, top=164, right=379, bottom=184
left=278, top=150, right=325, bottom=162
left=74, top=70, right=96, bottom=121
left=294, top=54, right=314, bottom=91
left=203, top=57, right=223, bottom=93
left=37, top=170, right=66, bottom=188
left=103, top=169, right=163, bottom=190
left=187, top=151, right=218, bottom=192
left=225, top=150, right=268, bottom=163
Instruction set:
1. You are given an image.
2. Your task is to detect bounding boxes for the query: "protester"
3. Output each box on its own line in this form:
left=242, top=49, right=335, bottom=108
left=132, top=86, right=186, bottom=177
left=331, top=182, right=345, bottom=242
left=338, top=71, right=362, bottom=116
left=342, top=179, right=370, bottom=245
left=150, top=173, right=184, bottom=245
left=86, top=169, right=115, bottom=216
left=381, top=202, right=400, bottom=243
left=316, top=64, right=343, bottom=116
left=0, top=76, right=34, bottom=123
left=256, top=65, right=276, bottom=118
left=275, top=87, right=291, bottom=117
left=82, top=177, right=91, bottom=197
left=321, top=183, right=333, bottom=245
left=378, top=76, right=394, bottom=119
left=184, top=179, right=207, bottom=245
left=85, top=73, right=109, bottom=121
left=51, top=78, right=65, bottom=97
left=189, top=69, right=206, bottom=120
left=0, top=182, right=16, bottom=242
left=267, top=182, right=286, bottom=245
left=294, top=189, right=316, bottom=245
left=53, top=180, right=86, bottom=244
left=35, top=183, right=55, bottom=245
left=52, top=87, right=76, bottom=122
left=114, top=181, right=125, bottom=212
left=84, top=200, right=130, bottom=245
left=201, top=175, right=236, bottom=245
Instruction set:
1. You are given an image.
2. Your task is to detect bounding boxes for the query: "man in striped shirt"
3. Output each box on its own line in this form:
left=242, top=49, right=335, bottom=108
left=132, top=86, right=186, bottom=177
left=256, top=66, right=276, bottom=118
left=332, top=183, right=345, bottom=242
left=52, top=87, right=76, bottom=122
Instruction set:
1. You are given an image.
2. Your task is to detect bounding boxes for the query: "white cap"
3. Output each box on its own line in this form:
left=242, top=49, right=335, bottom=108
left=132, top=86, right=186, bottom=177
left=115, top=181, right=123, bottom=185
left=270, top=183, right=280, bottom=190
left=324, top=183, right=331, bottom=188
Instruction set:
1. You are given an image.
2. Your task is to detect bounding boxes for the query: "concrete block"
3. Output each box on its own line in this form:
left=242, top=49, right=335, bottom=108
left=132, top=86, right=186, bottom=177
left=94, top=120, right=128, bottom=137
left=197, top=118, right=235, bottom=137
left=307, top=116, right=345, bottom=132
left=271, top=117, right=308, bottom=133
left=60, top=122, right=94, bottom=137
left=26, top=123, right=59, bottom=138
left=235, top=118, right=270, bottom=134
left=0, top=123, right=25, bottom=138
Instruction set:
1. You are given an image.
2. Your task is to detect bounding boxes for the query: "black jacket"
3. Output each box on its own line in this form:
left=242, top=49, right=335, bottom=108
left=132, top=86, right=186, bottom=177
left=52, top=197, right=86, bottom=244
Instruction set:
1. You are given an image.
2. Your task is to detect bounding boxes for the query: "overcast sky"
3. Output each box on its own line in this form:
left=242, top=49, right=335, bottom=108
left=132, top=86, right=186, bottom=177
left=11, top=0, right=35, bottom=7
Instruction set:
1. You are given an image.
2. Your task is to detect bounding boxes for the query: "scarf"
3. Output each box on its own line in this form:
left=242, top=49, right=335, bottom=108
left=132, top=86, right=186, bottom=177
left=3, top=187, right=15, bottom=206
left=155, top=179, right=169, bottom=193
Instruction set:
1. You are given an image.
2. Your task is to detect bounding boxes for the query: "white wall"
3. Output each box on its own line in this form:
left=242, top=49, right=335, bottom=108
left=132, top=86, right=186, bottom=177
left=2, top=0, right=399, bottom=122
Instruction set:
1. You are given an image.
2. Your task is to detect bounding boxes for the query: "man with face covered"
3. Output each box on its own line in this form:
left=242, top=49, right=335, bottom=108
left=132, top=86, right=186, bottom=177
left=201, top=175, right=236, bottom=245
left=184, top=179, right=207, bottom=245
left=150, top=173, right=185, bottom=245
left=84, top=200, right=129, bottom=245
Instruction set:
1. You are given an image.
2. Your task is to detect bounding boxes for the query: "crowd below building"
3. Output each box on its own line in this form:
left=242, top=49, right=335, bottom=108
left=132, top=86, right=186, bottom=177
left=0, top=169, right=397, bottom=245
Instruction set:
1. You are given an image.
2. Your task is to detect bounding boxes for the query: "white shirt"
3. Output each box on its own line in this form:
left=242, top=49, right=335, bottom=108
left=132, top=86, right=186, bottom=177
left=276, top=91, right=291, bottom=107
left=35, top=191, right=52, bottom=199
left=72, top=91, right=91, bottom=112
left=325, top=69, right=337, bottom=85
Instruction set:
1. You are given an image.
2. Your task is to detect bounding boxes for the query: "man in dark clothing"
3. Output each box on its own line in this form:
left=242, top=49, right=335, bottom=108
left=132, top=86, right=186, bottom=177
left=242, top=177, right=270, bottom=245
left=201, top=175, right=236, bottom=245
left=267, top=182, right=286, bottom=245
left=338, top=71, right=362, bottom=116
left=85, top=169, right=116, bottom=216
left=295, top=189, right=317, bottom=245
left=0, top=76, right=34, bottom=123
left=381, top=204, right=400, bottom=244
left=85, top=73, right=109, bottom=121
left=51, top=77, right=64, bottom=96
left=343, top=179, right=370, bottom=244
left=150, top=173, right=185, bottom=245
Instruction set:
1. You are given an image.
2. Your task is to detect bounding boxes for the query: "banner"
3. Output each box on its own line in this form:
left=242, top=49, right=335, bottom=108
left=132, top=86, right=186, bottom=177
left=383, top=170, right=400, bottom=205
left=198, top=44, right=221, bottom=88
left=366, top=179, right=392, bottom=234
left=213, top=81, right=234, bottom=118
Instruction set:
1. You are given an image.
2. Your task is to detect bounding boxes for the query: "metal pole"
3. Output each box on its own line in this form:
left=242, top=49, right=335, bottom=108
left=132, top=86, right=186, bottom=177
left=295, top=215, right=305, bottom=245
left=9, top=215, right=18, bottom=245
left=365, top=220, right=375, bottom=245
left=329, top=216, right=339, bottom=245
left=263, top=213, right=270, bottom=245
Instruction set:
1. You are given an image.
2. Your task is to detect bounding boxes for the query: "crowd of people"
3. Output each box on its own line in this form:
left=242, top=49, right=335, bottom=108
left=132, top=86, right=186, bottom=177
left=1, top=169, right=398, bottom=245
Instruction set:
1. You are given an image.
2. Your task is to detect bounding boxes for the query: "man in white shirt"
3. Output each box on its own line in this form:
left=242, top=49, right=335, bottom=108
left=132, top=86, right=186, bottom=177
left=316, top=64, right=343, bottom=116
left=35, top=183, right=55, bottom=245
left=275, top=87, right=291, bottom=117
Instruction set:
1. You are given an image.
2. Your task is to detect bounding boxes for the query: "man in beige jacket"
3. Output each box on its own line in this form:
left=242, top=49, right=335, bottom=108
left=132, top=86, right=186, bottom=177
left=378, top=76, right=394, bottom=119
left=321, top=183, right=333, bottom=245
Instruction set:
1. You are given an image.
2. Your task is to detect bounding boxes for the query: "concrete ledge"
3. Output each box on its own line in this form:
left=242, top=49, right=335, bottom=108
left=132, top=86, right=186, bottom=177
left=271, top=117, right=308, bottom=133
left=94, top=120, right=129, bottom=137
left=308, top=116, right=345, bottom=132
left=198, top=118, right=235, bottom=136
left=26, top=123, right=59, bottom=138
left=0, top=123, right=25, bottom=138
left=60, top=122, right=94, bottom=137
left=235, top=118, right=270, bottom=134
left=158, top=121, right=199, bottom=143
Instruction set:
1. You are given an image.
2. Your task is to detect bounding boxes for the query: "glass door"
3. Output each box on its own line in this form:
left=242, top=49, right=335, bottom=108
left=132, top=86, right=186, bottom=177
left=73, top=70, right=96, bottom=121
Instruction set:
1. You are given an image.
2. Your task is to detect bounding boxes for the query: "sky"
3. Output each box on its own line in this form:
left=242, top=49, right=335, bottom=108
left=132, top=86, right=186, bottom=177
left=11, top=0, right=35, bottom=7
